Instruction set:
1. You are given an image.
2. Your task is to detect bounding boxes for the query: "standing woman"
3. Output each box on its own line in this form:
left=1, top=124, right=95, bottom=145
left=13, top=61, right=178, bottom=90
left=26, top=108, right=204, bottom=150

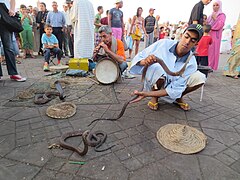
left=19, top=4, right=35, bottom=58
left=32, top=7, right=40, bottom=54
left=129, top=7, right=147, bottom=58
left=207, top=0, right=226, bottom=70
left=223, top=14, right=240, bottom=79
left=36, top=2, right=48, bottom=55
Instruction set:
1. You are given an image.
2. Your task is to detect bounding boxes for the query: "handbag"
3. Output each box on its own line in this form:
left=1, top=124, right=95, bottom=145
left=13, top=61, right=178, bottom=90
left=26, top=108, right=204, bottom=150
left=126, top=35, right=133, bottom=50
left=0, top=3, right=23, bottom=33
left=134, top=27, right=142, bottom=38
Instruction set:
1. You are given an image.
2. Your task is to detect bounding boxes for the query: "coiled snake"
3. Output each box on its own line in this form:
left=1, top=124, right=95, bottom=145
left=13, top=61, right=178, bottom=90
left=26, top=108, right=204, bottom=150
left=59, top=130, right=115, bottom=156
left=87, top=53, right=193, bottom=126
left=60, top=53, right=194, bottom=155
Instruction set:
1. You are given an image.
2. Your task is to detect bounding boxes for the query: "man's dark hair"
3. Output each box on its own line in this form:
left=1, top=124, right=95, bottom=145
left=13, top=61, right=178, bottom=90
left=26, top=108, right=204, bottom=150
left=136, top=7, right=142, bottom=17
left=97, top=6, right=103, bottom=12
left=203, top=25, right=211, bottom=33
left=20, top=4, right=27, bottom=9
left=40, top=2, right=46, bottom=7
left=44, top=24, right=53, bottom=29
left=106, top=10, right=109, bottom=15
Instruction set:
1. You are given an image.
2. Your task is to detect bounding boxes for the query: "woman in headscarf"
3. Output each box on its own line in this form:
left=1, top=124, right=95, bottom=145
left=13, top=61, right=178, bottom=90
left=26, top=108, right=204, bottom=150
left=207, top=0, right=226, bottom=70
left=223, top=14, right=240, bottom=79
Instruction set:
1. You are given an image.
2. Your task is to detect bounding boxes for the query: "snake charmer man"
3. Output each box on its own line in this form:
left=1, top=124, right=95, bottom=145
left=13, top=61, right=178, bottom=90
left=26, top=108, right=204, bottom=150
left=93, top=25, right=128, bottom=73
left=129, top=24, right=206, bottom=111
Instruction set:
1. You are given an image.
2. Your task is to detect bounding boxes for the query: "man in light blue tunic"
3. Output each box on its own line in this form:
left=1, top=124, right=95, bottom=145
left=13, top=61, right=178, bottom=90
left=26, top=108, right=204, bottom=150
left=130, top=24, right=206, bottom=111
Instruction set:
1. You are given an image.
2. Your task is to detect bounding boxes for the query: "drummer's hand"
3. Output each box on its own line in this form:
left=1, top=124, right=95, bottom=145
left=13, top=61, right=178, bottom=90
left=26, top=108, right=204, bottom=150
left=129, top=90, right=145, bottom=104
left=94, top=44, right=101, bottom=54
left=99, top=42, right=109, bottom=52
left=142, top=55, right=157, bottom=66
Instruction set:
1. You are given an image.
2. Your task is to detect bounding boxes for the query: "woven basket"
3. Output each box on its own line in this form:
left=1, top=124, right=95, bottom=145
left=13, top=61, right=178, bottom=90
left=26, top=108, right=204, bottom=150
left=46, top=102, right=77, bottom=119
left=157, top=124, right=207, bottom=154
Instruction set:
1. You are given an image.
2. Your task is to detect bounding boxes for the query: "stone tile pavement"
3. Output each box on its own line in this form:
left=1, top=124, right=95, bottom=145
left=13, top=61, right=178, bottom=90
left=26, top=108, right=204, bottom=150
left=0, top=52, right=240, bottom=180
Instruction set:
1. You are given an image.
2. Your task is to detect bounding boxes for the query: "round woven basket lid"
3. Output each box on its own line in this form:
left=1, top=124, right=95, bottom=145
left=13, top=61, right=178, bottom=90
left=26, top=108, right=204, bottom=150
left=157, top=124, right=207, bottom=154
left=46, top=102, right=77, bottom=119
left=49, top=65, right=69, bottom=72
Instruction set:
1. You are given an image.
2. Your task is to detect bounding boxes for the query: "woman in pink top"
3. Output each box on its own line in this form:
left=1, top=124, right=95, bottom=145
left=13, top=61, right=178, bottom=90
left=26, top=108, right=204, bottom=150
left=207, top=0, right=226, bottom=70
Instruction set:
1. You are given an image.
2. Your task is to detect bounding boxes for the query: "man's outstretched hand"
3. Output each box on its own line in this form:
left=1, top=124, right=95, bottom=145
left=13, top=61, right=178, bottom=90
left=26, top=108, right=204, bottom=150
left=129, top=90, right=145, bottom=104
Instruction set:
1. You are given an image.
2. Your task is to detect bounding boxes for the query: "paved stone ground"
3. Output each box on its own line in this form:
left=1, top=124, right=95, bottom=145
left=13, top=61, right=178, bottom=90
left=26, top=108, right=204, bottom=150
left=0, top=46, right=240, bottom=180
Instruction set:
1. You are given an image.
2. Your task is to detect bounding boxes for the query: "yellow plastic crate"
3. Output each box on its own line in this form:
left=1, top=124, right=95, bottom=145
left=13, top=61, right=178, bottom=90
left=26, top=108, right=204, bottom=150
left=68, top=58, right=89, bottom=71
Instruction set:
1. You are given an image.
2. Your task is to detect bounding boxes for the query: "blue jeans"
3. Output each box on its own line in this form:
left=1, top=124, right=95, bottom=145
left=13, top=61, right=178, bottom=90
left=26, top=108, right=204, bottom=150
left=119, top=61, right=128, bottom=73
left=0, top=21, right=18, bottom=76
left=44, top=48, right=62, bottom=64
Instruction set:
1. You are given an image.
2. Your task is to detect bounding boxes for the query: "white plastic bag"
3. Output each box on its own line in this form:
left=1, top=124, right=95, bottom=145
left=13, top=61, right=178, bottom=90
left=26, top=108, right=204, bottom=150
left=126, top=35, right=133, bottom=50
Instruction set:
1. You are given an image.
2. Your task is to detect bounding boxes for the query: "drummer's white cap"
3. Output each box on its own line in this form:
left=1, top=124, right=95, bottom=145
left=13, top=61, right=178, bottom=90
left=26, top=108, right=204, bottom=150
left=115, top=0, right=123, bottom=4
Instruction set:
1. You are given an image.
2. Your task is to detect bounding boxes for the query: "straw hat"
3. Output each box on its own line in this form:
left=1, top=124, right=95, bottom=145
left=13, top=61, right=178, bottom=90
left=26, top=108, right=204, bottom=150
left=46, top=102, right=76, bottom=119
left=157, top=124, right=207, bottom=154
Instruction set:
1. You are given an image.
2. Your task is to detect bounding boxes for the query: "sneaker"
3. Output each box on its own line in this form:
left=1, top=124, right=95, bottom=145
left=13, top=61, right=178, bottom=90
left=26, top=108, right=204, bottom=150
left=43, top=63, right=49, bottom=72
left=10, top=75, right=27, bottom=82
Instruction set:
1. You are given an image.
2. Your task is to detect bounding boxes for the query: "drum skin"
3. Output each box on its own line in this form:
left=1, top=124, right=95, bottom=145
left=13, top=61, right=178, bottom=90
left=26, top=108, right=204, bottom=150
left=95, top=58, right=120, bottom=84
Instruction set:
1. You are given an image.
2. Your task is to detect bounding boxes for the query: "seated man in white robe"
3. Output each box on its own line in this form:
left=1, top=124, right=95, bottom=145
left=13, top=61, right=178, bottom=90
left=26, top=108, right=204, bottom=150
left=130, top=24, right=206, bottom=111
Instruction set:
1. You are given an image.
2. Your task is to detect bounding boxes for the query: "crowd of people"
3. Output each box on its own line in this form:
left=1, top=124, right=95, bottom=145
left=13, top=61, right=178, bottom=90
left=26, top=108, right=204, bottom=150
left=0, top=0, right=239, bottom=101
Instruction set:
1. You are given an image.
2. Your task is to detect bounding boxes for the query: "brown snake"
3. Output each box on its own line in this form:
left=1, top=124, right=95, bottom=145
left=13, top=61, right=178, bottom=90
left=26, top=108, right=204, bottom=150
left=87, top=53, right=193, bottom=126
left=59, top=130, right=114, bottom=156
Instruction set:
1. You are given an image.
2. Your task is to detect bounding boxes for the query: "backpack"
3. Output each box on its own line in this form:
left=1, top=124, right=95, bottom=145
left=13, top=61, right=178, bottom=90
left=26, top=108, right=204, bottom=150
left=0, top=3, right=23, bottom=33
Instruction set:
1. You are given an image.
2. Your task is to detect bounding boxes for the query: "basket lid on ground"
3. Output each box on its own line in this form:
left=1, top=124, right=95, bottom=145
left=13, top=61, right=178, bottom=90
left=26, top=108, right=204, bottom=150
left=46, top=102, right=77, bottom=119
left=156, top=124, right=207, bottom=154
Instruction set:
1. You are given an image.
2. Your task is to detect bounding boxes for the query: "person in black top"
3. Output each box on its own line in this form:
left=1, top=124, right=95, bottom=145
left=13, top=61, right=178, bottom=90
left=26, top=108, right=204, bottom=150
left=144, top=8, right=155, bottom=48
left=188, top=0, right=212, bottom=25
left=36, top=2, right=48, bottom=55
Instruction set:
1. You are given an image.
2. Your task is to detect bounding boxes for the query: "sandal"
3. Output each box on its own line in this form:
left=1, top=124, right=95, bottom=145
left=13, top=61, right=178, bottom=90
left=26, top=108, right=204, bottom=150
left=16, top=60, right=21, bottom=64
left=174, top=102, right=190, bottom=111
left=147, top=101, right=158, bottom=111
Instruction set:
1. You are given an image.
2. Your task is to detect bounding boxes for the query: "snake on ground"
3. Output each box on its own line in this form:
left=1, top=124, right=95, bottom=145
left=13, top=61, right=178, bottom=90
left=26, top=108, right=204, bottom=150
left=59, top=130, right=115, bottom=156
left=87, top=53, right=193, bottom=126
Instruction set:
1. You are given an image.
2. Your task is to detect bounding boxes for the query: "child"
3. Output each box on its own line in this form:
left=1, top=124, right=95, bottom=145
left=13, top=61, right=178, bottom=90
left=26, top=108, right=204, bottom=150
left=159, top=27, right=165, bottom=40
left=41, top=24, right=63, bottom=71
left=196, top=25, right=212, bottom=66
left=19, top=4, right=35, bottom=59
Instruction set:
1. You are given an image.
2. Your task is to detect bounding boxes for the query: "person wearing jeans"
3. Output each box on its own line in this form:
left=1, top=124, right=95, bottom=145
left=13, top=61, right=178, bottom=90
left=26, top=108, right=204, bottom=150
left=0, top=0, right=26, bottom=81
left=42, top=24, right=62, bottom=71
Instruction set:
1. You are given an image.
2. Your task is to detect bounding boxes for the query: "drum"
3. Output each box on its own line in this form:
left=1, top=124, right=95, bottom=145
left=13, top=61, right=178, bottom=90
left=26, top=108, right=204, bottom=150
left=95, top=58, right=120, bottom=84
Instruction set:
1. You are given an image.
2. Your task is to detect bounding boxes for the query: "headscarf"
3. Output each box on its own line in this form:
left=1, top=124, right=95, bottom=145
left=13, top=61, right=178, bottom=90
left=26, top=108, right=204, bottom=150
left=207, top=0, right=223, bottom=25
